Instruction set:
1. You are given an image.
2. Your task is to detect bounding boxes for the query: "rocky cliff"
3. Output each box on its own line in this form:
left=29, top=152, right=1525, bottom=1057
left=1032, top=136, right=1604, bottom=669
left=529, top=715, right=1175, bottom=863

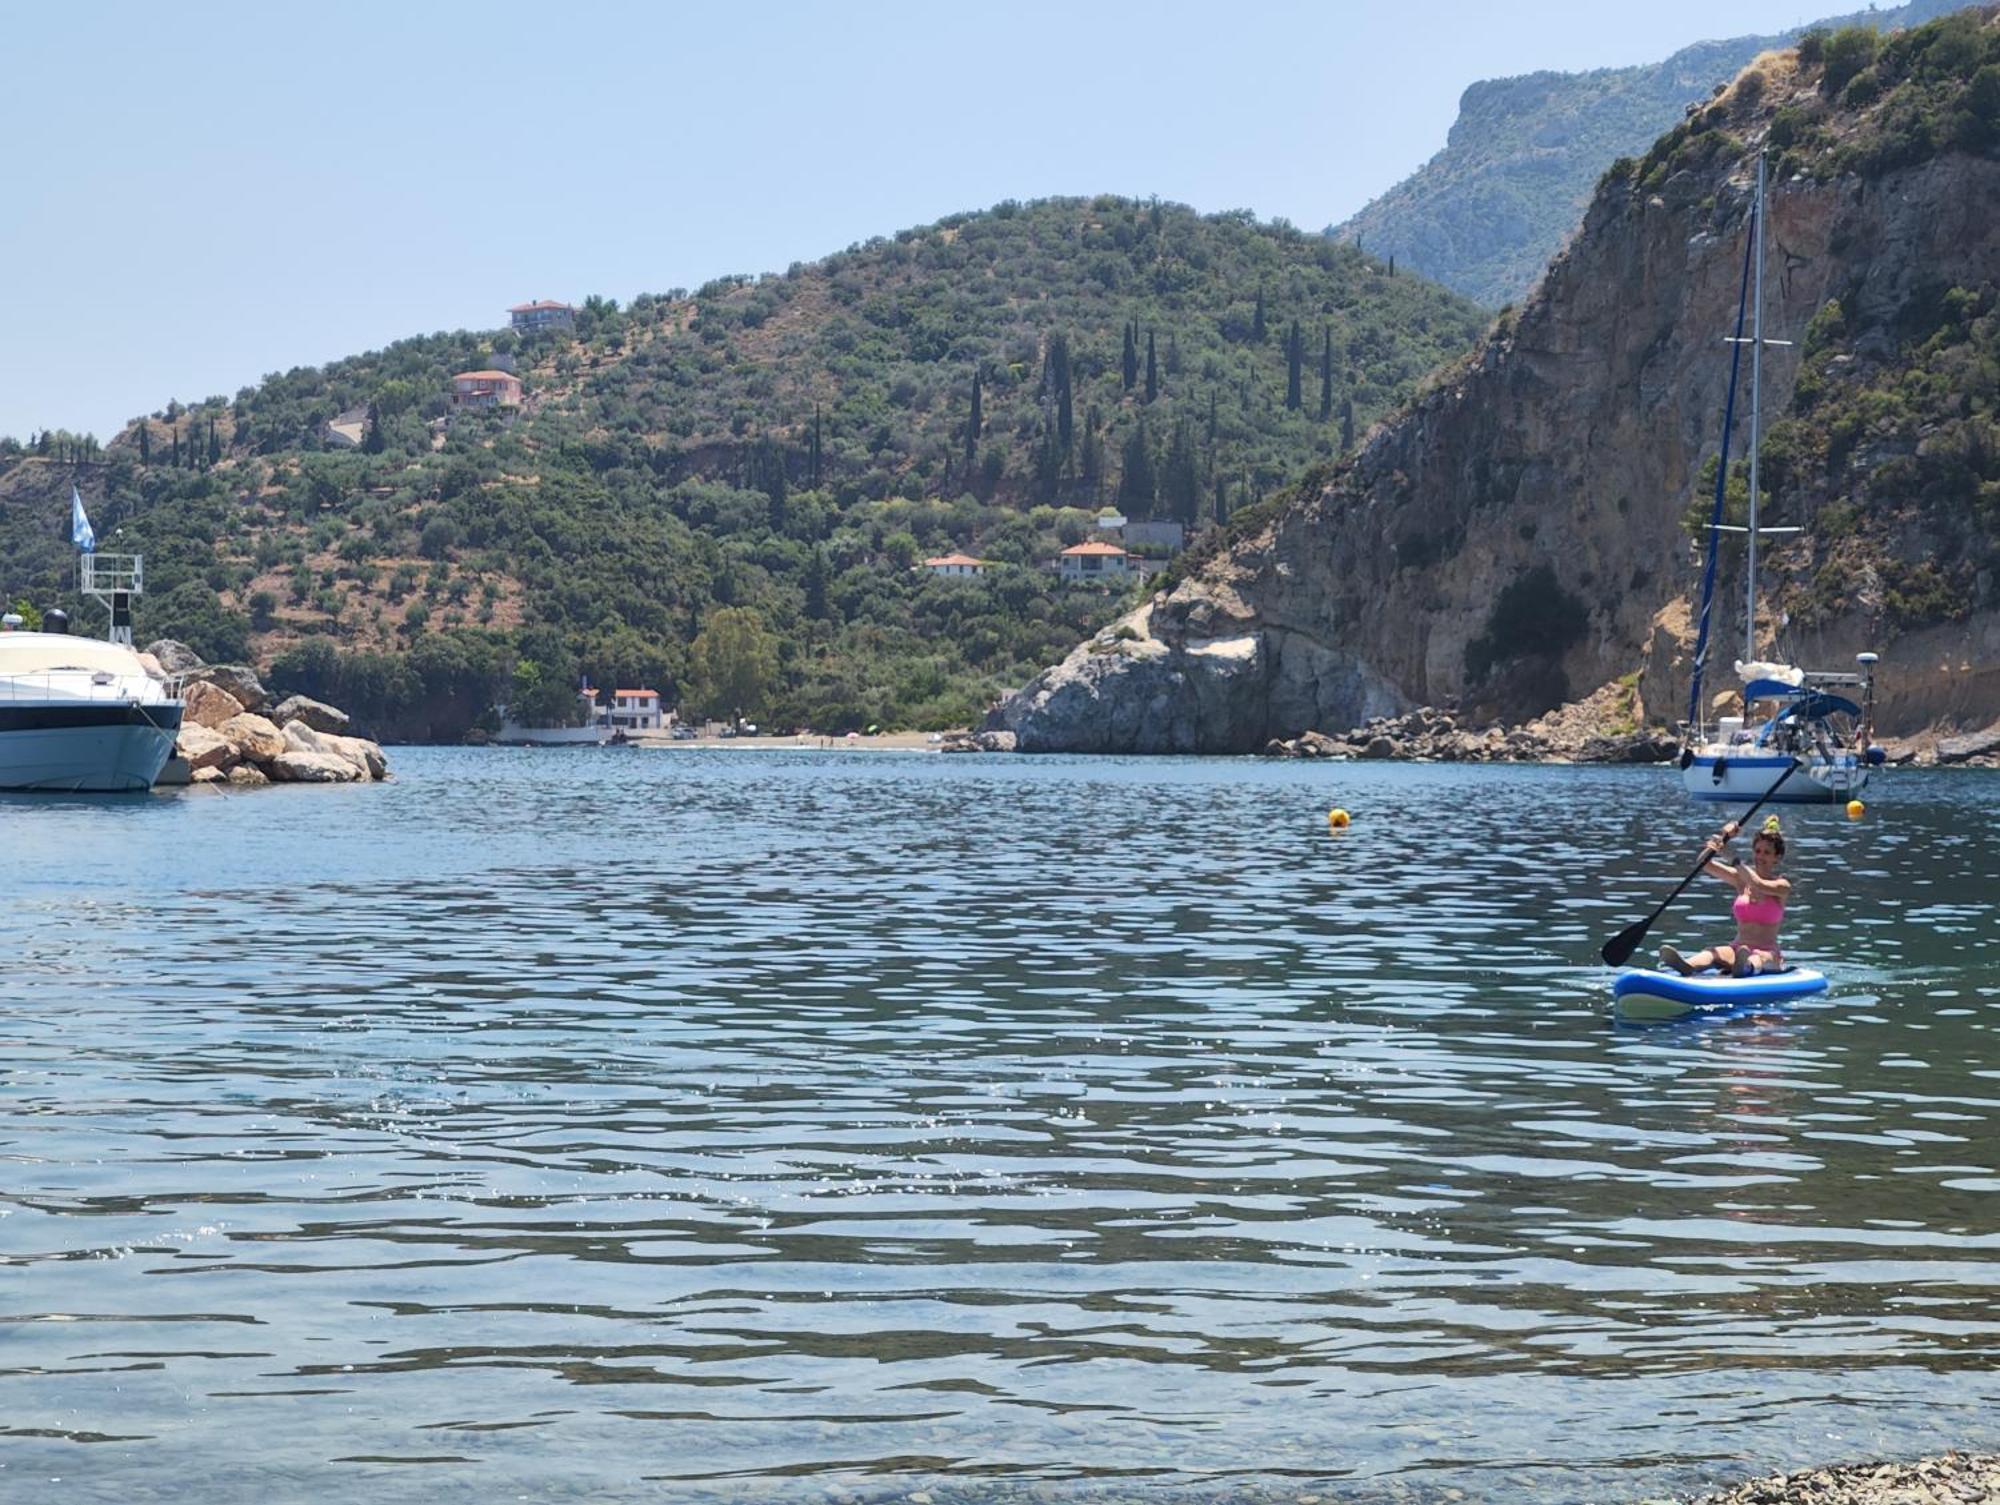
left=1000, top=15, right=2000, bottom=753
left=1329, top=0, right=1971, bottom=308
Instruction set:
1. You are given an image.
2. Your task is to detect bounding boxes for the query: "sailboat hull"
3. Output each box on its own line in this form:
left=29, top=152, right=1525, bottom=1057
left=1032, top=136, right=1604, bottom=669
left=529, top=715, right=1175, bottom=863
left=1680, top=752, right=1868, bottom=803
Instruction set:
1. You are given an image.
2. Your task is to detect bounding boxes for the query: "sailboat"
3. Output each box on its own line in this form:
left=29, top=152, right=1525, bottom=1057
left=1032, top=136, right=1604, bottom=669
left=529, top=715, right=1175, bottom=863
left=1677, top=152, right=1883, bottom=804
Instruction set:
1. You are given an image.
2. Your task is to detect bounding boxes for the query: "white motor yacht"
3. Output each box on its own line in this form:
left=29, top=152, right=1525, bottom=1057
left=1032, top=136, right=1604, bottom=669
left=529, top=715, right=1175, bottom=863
left=0, top=621, right=183, bottom=792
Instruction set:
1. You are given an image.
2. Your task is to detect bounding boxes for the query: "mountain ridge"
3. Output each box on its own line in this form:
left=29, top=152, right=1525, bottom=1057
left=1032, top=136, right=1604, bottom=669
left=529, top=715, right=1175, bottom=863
left=1330, top=0, right=1974, bottom=308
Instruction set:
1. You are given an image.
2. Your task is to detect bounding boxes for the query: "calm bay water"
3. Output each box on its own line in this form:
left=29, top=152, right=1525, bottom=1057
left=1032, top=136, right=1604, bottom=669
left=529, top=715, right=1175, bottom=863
left=3, top=749, right=1996, bottom=1504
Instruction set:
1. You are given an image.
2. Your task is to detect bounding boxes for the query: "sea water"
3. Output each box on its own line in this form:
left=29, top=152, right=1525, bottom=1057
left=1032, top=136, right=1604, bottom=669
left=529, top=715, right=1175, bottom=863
left=3, top=751, right=1995, bottom=1503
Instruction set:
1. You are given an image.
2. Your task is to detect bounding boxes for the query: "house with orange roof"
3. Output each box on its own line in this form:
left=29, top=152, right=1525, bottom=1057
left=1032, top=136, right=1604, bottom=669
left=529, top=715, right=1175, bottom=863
left=922, top=552, right=989, bottom=578
left=607, top=688, right=663, bottom=731
left=449, top=370, right=524, bottom=411
left=509, top=299, right=576, bottom=335
left=1058, top=539, right=1133, bottom=583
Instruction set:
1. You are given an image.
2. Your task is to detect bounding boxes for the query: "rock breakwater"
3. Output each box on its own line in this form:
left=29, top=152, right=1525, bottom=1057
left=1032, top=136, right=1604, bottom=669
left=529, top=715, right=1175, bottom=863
left=149, top=639, right=389, bottom=788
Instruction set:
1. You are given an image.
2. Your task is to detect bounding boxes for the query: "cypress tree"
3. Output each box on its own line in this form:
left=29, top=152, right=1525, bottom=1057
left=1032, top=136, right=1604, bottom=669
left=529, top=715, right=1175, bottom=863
left=207, top=418, right=220, bottom=466
left=1118, top=419, right=1156, bottom=516
left=1285, top=321, right=1302, bottom=411
left=1252, top=288, right=1266, bottom=344
left=1162, top=417, right=1199, bottom=525
left=804, top=545, right=830, bottom=621
left=1079, top=404, right=1105, bottom=503
left=1213, top=474, right=1228, bottom=526
left=1144, top=329, right=1158, bottom=403
left=362, top=401, right=385, bottom=454
left=1165, top=332, right=1180, bottom=377
left=172, top=429, right=182, bottom=468
left=1388, top=254, right=1396, bottom=277
left=1206, top=388, right=1217, bottom=451
left=964, top=370, right=982, bottom=472
left=1319, top=327, right=1334, bottom=421
left=1051, top=333, right=1074, bottom=454
left=1121, top=322, right=1137, bottom=391
left=138, top=423, right=150, bottom=465
left=809, top=404, right=823, bottom=489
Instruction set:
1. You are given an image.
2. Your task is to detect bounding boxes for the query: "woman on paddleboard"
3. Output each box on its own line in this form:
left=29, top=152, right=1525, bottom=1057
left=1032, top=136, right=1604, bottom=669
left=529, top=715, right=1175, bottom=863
left=1660, top=815, right=1791, bottom=977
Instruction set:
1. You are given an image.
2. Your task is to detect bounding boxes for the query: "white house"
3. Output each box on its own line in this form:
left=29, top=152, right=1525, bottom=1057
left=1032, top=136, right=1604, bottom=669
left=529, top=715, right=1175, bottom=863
left=1059, top=540, right=1133, bottom=582
left=607, top=688, right=663, bottom=731
left=922, top=552, right=988, bottom=577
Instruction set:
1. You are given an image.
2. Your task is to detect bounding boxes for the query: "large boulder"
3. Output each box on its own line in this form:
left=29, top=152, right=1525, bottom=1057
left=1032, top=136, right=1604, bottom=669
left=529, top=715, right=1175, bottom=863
left=176, top=723, right=238, bottom=772
left=269, top=694, right=351, bottom=735
left=182, top=679, right=246, bottom=730
left=225, top=762, right=270, bottom=788
left=269, top=750, right=364, bottom=783
left=218, top=712, right=286, bottom=765
left=282, top=720, right=387, bottom=781
left=184, top=664, right=268, bottom=712
left=144, top=639, right=204, bottom=674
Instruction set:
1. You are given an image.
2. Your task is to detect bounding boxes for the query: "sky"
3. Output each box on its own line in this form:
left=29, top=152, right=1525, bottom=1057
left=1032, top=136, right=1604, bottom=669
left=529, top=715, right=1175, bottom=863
left=2, top=0, right=1848, bottom=442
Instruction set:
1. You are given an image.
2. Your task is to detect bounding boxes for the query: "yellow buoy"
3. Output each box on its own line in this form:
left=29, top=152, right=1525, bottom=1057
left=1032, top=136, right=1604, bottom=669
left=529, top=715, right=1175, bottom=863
left=1327, top=808, right=1351, bottom=830
left=1846, top=799, right=1866, bottom=821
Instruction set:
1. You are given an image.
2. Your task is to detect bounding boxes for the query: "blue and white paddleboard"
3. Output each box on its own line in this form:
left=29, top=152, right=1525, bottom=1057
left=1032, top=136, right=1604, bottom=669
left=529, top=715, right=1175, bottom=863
left=1611, top=966, right=1827, bottom=1022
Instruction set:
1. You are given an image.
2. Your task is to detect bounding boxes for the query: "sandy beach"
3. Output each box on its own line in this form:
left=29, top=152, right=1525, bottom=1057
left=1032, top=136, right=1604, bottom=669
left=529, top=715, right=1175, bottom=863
left=627, top=729, right=947, bottom=752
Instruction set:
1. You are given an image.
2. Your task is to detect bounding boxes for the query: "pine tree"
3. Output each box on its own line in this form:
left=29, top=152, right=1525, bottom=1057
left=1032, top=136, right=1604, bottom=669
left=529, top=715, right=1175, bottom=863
left=1319, top=327, right=1334, bottom=421
left=1118, top=419, right=1156, bottom=516
left=138, top=423, right=150, bottom=465
left=1285, top=321, right=1303, bottom=411
left=1341, top=399, right=1356, bottom=452
left=964, top=370, right=982, bottom=472
left=1252, top=288, right=1266, bottom=344
left=362, top=401, right=385, bottom=454
left=1121, top=322, right=1138, bottom=391
left=1144, top=329, right=1158, bottom=403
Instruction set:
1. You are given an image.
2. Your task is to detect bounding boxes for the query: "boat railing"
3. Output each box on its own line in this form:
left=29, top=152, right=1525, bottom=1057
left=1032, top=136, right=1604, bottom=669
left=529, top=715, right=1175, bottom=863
left=0, top=668, right=176, bottom=703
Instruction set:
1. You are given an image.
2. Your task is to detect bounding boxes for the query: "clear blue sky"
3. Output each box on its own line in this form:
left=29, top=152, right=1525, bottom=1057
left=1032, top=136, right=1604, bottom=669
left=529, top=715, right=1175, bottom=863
left=2, top=0, right=1838, bottom=442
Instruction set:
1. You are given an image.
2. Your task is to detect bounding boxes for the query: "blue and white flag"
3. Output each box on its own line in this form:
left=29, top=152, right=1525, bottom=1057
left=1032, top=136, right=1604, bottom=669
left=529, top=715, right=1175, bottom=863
left=70, top=484, right=95, bottom=552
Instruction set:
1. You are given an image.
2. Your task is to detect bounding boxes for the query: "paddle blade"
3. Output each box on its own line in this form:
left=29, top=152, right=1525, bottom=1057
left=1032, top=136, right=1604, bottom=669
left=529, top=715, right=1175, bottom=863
left=1601, top=918, right=1651, bottom=969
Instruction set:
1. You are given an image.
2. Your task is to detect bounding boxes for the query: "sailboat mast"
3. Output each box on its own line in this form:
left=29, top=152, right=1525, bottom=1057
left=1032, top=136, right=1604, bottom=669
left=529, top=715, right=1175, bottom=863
left=1745, top=151, right=1766, bottom=664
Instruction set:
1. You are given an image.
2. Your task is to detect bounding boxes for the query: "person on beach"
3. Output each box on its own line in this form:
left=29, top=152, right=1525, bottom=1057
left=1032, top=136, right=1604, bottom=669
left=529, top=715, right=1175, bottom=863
left=1660, top=814, right=1792, bottom=977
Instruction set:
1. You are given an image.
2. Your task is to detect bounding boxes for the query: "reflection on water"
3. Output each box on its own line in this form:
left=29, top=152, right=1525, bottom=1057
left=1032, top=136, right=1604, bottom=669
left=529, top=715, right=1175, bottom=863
left=2, top=751, right=1996, bottom=1503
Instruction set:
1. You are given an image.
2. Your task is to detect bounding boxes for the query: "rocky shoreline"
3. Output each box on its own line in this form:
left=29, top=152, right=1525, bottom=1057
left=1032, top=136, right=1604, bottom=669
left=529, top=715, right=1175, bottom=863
left=1263, top=704, right=1680, bottom=765
left=146, top=640, right=389, bottom=788
left=1682, top=1450, right=1999, bottom=1505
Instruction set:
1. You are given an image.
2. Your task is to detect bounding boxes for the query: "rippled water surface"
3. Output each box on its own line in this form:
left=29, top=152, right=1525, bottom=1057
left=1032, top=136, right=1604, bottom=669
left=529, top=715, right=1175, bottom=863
left=4, top=749, right=1997, bottom=1504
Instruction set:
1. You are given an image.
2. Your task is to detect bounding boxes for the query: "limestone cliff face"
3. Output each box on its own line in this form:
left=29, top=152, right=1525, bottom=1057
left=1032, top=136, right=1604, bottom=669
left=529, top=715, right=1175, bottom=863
left=999, top=127, right=2000, bottom=753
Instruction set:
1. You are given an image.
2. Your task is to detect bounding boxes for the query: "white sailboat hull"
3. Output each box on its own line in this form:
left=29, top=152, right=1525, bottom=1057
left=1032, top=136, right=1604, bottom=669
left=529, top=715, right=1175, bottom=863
left=1680, top=750, right=1869, bottom=803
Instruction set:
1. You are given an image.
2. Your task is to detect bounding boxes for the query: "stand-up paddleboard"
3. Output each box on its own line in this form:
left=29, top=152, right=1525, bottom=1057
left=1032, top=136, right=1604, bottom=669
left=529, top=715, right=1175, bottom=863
left=1612, top=966, right=1826, bottom=1022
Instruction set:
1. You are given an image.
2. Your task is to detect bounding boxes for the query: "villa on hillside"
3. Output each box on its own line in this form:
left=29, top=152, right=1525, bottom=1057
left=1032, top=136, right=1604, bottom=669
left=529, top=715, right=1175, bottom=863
left=449, top=370, right=524, bottom=411
left=509, top=299, right=576, bottom=334
left=323, top=406, right=369, bottom=449
left=607, top=689, right=664, bottom=732
left=1058, top=540, right=1134, bottom=582
left=922, top=553, right=988, bottom=577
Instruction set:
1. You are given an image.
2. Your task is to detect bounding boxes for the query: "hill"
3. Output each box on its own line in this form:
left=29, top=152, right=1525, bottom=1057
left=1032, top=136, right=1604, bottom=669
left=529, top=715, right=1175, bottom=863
left=0, top=197, right=1487, bottom=737
left=1329, top=0, right=1972, bottom=308
left=998, top=8, right=2000, bottom=751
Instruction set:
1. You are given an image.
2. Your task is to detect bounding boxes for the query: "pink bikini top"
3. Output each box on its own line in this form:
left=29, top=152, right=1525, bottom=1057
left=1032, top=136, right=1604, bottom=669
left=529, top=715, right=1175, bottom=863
left=1733, top=888, right=1785, bottom=928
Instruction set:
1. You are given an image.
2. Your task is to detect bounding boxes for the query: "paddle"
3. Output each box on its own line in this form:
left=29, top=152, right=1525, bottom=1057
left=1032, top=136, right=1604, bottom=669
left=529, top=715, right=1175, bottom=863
left=1599, top=760, right=1802, bottom=968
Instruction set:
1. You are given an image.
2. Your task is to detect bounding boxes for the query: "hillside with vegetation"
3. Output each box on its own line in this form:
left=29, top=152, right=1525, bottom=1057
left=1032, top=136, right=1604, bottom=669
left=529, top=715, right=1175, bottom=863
left=999, top=8, right=2000, bottom=751
left=1329, top=0, right=1972, bottom=308
left=0, top=197, right=1486, bottom=737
